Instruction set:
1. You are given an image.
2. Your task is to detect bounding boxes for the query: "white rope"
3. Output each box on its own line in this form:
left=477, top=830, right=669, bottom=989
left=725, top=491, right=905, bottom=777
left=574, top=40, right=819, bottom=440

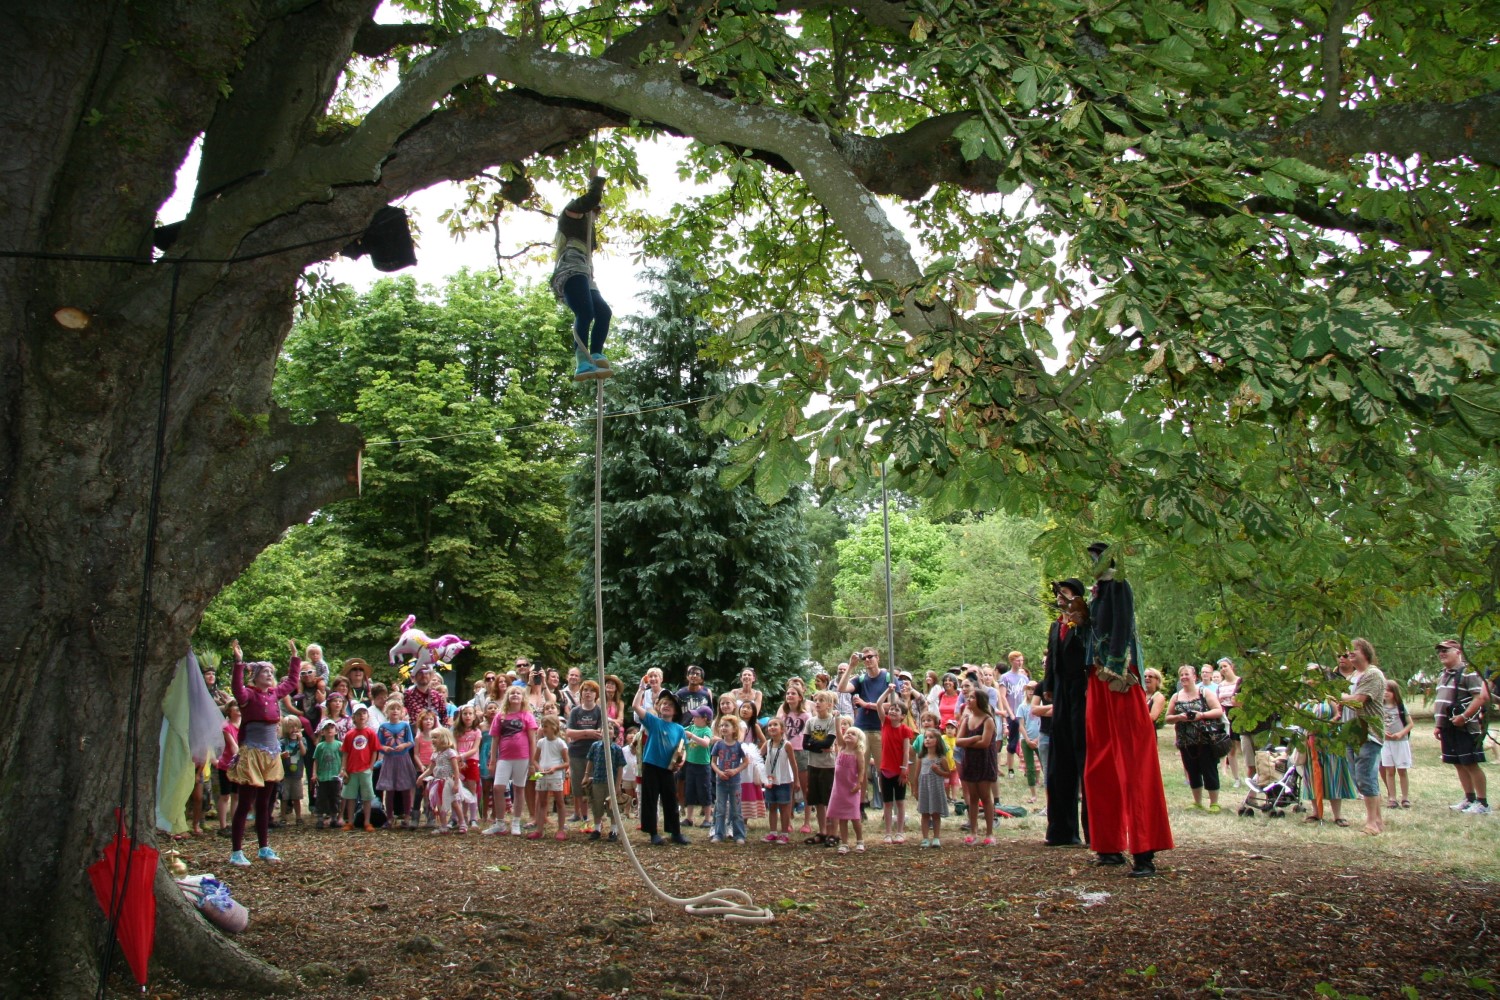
left=590, top=378, right=774, bottom=924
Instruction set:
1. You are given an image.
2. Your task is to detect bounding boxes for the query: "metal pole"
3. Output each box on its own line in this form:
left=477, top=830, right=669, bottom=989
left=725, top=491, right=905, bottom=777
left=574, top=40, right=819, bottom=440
left=880, top=461, right=896, bottom=673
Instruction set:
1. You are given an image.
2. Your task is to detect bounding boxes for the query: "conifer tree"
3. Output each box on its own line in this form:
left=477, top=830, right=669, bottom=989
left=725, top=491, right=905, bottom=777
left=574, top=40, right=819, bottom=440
left=570, top=264, right=813, bottom=694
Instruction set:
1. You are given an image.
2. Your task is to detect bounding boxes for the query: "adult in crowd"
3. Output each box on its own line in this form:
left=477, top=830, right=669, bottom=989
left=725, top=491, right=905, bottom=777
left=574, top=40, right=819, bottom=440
left=1082, top=542, right=1173, bottom=878
left=1215, top=658, right=1242, bottom=788
left=1339, top=638, right=1387, bottom=835
left=930, top=672, right=962, bottom=727
left=559, top=666, right=584, bottom=715
left=731, top=668, right=764, bottom=716
left=469, top=671, right=503, bottom=713
left=511, top=657, right=532, bottom=686
left=1432, top=639, right=1490, bottom=814
left=1299, top=663, right=1355, bottom=826
left=675, top=665, right=715, bottom=718
left=840, top=646, right=890, bottom=810
left=1142, top=668, right=1167, bottom=727
left=282, top=660, right=322, bottom=742
left=603, top=674, right=628, bottom=743
left=525, top=662, right=555, bottom=717
left=404, top=663, right=448, bottom=730
left=203, top=664, right=233, bottom=708
left=923, top=671, right=941, bottom=707
left=834, top=654, right=858, bottom=717
left=226, top=639, right=301, bottom=865
left=1042, top=579, right=1089, bottom=847
left=1164, top=665, right=1225, bottom=813
left=999, top=652, right=1029, bottom=778
left=343, top=658, right=373, bottom=706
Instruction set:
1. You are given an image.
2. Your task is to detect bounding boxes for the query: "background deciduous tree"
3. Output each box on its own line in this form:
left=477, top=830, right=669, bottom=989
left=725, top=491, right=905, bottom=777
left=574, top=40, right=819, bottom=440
left=274, top=271, right=580, bottom=669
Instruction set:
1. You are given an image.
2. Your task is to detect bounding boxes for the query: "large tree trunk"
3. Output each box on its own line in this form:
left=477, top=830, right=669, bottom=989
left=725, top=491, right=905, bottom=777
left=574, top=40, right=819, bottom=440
left=0, top=0, right=613, bottom=989
left=0, top=250, right=361, bottom=993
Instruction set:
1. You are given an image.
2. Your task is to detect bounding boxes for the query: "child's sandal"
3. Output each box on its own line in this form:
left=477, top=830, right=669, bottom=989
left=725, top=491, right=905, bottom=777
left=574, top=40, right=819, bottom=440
left=802, top=834, right=825, bottom=845
left=823, top=835, right=840, bottom=848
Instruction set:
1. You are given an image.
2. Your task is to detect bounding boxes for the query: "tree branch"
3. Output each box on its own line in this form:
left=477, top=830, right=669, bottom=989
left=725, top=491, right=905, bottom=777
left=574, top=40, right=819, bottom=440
left=352, top=19, right=439, bottom=57
left=1247, top=89, right=1500, bottom=168
left=1318, top=0, right=1354, bottom=119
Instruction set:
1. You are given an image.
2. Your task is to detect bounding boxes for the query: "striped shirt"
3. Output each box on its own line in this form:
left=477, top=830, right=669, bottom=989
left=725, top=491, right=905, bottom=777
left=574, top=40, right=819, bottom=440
left=1433, top=665, right=1486, bottom=734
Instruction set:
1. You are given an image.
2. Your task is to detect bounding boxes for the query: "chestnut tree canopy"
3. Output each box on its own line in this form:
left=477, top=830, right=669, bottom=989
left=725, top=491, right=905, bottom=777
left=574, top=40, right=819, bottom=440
left=0, top=0, right=1496, bottom=993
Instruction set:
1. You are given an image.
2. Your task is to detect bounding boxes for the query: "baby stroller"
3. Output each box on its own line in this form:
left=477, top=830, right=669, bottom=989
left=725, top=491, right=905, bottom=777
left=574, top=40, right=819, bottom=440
left=1237, top=743, right=1303, bottom=818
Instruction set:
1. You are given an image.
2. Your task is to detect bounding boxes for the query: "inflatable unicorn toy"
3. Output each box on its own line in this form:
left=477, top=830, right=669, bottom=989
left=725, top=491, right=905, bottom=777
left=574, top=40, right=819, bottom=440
left=388, top=614, right=471, bottom=668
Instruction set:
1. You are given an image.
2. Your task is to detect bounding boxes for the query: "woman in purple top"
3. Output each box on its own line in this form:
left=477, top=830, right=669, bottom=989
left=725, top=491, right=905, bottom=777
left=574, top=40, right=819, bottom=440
left=227, top=639, right=301, bottom=866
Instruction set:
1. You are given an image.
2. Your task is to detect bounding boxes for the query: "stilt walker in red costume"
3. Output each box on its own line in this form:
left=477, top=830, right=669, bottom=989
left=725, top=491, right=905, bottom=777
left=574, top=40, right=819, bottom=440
left=1082, top=542, right=1173, bottom=877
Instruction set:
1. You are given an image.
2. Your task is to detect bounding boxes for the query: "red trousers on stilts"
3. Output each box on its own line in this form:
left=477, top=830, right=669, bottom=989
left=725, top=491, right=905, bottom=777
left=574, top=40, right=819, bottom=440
left=1083, top=673, right=1174, bottom=856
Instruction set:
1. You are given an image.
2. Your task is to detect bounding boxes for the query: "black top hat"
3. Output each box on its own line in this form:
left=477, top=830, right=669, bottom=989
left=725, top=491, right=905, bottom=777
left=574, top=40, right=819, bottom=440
left=1051, top=578, right=1086, bottom=597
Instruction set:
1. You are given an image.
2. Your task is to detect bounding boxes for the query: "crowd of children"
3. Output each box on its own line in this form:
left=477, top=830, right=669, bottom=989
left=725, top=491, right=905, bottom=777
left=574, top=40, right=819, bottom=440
left=197, top=648, right=1063, bottom=865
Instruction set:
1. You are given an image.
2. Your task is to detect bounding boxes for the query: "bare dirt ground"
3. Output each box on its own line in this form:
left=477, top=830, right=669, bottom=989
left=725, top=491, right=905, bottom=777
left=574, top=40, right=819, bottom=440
left=140, top=814, right=1499, bottom=1000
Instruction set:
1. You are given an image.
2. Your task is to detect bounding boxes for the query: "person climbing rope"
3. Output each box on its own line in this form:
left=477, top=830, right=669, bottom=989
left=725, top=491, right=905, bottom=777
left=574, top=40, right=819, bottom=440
left=550, top=174, right=613, bottom=381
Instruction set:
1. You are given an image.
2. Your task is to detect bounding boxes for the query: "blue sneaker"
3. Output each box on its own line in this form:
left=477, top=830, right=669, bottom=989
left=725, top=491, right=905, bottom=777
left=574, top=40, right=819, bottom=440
left=228, top=850, right=251, bottom=867
left=590, top=352, right=612, bottom=371
left=257, top=846, right=282, bottom=863
left=572, top=351, right=603, bottom=381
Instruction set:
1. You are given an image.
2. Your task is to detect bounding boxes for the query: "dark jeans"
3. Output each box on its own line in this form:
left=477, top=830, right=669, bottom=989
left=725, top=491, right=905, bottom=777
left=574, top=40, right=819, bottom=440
left=562, top=275, right=611, bottom=355
left=639, top=762, right=681, bottom=836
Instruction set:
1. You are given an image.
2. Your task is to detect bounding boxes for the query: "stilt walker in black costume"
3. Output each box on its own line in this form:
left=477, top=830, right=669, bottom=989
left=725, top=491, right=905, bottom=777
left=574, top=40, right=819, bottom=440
left=1042, top=578, right=1089, bottom=847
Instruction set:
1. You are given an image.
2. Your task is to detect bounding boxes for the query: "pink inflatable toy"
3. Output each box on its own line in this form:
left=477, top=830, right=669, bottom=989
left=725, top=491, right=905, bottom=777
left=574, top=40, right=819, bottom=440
left=388, top=616, right=471, bottom=667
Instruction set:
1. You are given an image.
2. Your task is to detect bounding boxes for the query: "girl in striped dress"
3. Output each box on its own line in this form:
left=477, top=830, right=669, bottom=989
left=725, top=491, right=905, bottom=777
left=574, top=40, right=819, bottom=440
left=737, top=701, right=767, bottom=823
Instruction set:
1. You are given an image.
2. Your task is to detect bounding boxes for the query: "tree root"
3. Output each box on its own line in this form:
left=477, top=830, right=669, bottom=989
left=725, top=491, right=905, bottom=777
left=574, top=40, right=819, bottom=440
left=152, top=868, right=296, bottom=994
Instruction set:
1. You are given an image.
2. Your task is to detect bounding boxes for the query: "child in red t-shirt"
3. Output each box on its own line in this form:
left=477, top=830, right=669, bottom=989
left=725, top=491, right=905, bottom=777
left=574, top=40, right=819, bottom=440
left=340, top=706, right=380, bottom=831
left=878, top=701, right=916, bottom=844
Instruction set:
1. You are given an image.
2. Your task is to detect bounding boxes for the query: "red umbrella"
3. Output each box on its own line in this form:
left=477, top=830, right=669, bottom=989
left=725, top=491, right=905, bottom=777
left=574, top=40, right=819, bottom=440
left=87, top=812, right=158, bottom=988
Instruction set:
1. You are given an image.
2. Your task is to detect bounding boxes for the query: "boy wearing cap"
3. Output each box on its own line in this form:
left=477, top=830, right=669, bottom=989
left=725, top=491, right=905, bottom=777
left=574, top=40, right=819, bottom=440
left=312, top=720, right=343, bottom=827
left=681, top=706, right=715, bottom=827
left=340, top=706, right=380, bottom=831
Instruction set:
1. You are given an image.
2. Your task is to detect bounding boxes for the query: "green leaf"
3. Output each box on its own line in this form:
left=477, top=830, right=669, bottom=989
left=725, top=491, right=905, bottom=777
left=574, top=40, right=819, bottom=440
left=754, top=435, right=805, bottom=504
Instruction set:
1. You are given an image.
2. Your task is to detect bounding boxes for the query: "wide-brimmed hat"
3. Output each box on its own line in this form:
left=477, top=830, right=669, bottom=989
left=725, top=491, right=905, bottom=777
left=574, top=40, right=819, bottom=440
left=343, top=657, right=370, bottom=672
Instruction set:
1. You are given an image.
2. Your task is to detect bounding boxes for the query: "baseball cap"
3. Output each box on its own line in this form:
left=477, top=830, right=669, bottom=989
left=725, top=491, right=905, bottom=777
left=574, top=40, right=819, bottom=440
left=1435, top=639, right=1461, bottom=653
left=317, top=719, right=337, bottom=731
left=692, top=706, right=712, bottom=719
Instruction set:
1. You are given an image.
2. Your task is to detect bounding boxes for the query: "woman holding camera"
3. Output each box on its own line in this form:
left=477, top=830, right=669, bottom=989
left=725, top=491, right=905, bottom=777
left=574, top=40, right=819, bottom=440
left=1164, top=664, right=1225, bottom=813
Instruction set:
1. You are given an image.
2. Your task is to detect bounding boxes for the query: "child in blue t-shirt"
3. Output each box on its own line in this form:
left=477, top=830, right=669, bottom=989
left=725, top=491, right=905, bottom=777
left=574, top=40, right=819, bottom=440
left=583, top=719, right=629, bottom=842
left=710, top=717, right=749, bottom=844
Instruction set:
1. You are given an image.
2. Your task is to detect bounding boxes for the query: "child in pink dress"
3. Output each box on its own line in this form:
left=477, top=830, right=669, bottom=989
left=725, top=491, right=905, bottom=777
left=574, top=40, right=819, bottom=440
left=825, top=717, right=866, bottom=854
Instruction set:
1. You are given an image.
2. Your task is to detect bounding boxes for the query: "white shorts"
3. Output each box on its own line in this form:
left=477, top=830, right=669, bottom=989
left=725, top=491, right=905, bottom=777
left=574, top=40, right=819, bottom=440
left=536, top=773, right=565, bottom=793
left=1380, top=739, right=1412, bottom=769
left=494, top=758, right=530, bottom=790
